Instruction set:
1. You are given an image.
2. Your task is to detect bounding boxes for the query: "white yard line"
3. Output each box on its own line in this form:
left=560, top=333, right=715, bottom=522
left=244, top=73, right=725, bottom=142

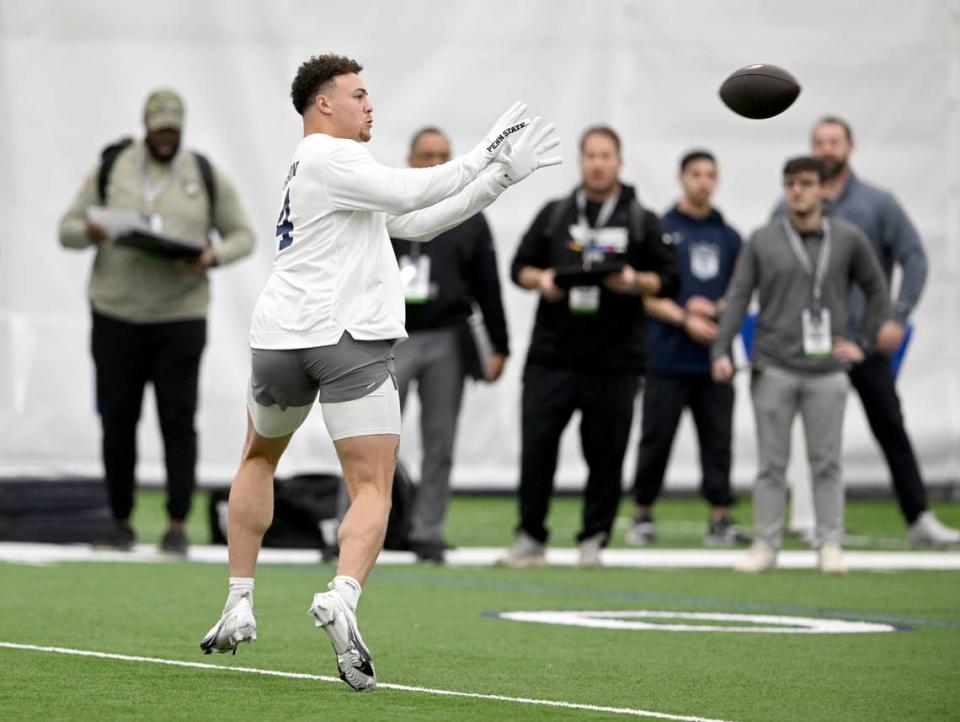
left=0, top=641, right=735, bottom=722
left=1, top=542, right=959, bottom=569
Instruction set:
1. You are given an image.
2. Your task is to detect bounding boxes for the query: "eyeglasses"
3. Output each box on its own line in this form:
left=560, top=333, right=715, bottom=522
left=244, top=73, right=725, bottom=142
left=782, top=178, right=820, bottom=189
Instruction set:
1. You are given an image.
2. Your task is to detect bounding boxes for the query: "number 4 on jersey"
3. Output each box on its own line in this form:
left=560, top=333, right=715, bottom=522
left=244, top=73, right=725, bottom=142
left=276, top=189, right=294, bottom=251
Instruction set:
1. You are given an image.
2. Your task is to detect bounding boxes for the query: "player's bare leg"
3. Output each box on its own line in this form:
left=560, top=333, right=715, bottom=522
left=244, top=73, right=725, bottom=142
left=332, top=433, right=397, bottom=582
left=227, top=415, right=293, bottom=577
left=200, top=415, right=291, bottom=655
left=309, top=432, right=397, bottom=691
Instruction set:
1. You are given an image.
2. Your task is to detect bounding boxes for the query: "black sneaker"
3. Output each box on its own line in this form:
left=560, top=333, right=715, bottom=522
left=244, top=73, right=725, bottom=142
left=101, top=525, right=136, bottom=551
left=321, top=544, right=340, bottom=562
left=159, top=529, right=189, bottom=556
left=625, top=515, right=655, bottom=546
left=705, top=516, right=752, bottom=547
left=410, top=540, right=446, bottom=564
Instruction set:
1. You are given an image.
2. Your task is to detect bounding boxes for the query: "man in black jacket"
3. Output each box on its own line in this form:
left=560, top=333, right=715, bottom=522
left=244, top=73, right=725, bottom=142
left=391, top=127, right=510, bottom=563
left=501, top=126, right=679, bottom=567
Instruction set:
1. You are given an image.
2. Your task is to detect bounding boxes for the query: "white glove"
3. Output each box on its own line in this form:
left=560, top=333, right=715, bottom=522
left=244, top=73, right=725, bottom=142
left=491, top=117, right=562, bottom=188
left=465, top=101, right=530, bottom=171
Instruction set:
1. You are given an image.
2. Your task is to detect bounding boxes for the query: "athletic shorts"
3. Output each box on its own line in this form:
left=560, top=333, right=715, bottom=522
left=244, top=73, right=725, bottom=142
left=247, top=332, right=401, bottom=441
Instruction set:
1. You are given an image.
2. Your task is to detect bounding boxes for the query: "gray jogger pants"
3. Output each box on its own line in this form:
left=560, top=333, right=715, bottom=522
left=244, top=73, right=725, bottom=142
left=394, top=327, right=466, bottom=545
left=750, top=364, right=849, bottom=549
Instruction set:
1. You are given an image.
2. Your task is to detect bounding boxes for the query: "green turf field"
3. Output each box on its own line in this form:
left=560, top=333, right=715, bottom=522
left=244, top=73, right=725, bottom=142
left=1, top=493, right=959, bottom=721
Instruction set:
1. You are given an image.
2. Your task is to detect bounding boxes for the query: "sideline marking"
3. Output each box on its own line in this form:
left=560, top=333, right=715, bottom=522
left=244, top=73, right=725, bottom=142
left=2, top=542, right=959, bottom=570
left=493, top=610, right=900, bottom=634
left=0, top=641, right=735, bottom=722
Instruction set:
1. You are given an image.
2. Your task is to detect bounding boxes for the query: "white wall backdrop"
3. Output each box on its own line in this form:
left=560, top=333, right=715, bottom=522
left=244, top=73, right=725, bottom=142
left=0, top=0, right=958, bottom=490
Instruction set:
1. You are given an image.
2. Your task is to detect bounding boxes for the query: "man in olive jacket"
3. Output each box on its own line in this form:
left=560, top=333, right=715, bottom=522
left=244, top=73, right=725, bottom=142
left=59, top=89, right=255, bottom=554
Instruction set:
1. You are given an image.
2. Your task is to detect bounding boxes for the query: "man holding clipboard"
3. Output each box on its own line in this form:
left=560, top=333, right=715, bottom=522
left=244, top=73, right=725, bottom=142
left=390, top=127, right=510, bottom=564
left=503, top=126, right=678, bottom=568
left=59, top=89, right=255, bottom=555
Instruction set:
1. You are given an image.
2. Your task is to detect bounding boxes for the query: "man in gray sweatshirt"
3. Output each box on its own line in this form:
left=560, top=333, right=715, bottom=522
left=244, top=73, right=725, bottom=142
left=811, top=117, right=958, bottom=545
left=712, top=157, right=887, bottom=574
left=770, top=117, right=958, bottom=545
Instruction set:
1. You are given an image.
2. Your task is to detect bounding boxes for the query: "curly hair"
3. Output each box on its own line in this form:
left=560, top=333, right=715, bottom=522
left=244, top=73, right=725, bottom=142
left=291, top=54, right=364, bottom=115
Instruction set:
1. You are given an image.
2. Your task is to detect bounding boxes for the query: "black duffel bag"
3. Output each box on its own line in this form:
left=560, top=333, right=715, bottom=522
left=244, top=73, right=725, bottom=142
left=208, top=465, right=417, bottom=554
left=208, top=473, right=341, bottom=549
left=0, top=478, right=115, bottom=544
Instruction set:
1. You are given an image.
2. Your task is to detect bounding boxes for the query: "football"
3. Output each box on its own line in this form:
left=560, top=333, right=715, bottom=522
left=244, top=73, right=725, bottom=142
left=719, top=63, right=801, bottom=119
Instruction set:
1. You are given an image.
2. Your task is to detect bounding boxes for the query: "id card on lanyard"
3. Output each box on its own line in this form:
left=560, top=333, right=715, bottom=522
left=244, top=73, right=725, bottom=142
left=399, top=244, right=431, bottom=304
left=142, top=159, right=174, bottom=233
left=783, top=218, right=832, bottom=357
left=567, top=188, right=620, bottom=316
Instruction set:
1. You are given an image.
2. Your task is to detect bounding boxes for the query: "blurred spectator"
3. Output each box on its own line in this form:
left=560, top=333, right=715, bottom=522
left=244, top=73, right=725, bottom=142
left=59, top=89, right=254, bottom=554
left=797, top=116, right=957, bottom=545
left=627, top=150, right=750, bottom=548
left=500, top=126, right=678, bottom=568
left=390, top=127, right=510, bottom=564
left=714, top=157, right=887, bottom=574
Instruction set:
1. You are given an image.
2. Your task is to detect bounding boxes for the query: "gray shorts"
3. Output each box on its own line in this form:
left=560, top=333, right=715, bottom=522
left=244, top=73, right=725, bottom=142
left=247, top=332, right=400, bottom=440
left=251, top=332, right=396, bottom=407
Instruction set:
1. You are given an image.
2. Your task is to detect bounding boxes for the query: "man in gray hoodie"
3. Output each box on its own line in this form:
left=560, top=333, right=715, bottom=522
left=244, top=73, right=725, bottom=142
left=811, top=117, right=958, bottom=545
left=712, top=157, right=887, bottom=574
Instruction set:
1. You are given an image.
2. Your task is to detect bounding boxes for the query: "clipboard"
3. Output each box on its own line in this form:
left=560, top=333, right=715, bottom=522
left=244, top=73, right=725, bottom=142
left=553, top=260, right=625, bottom=289
left=459, top=305, right=495, bottom=381
left=116, top=230, right=205, bottom=259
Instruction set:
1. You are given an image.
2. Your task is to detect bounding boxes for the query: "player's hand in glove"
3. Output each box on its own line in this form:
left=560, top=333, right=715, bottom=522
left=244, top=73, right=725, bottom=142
left=491, top=117, right=562, bottom=188
left=465, top=101, right=530, bottom=171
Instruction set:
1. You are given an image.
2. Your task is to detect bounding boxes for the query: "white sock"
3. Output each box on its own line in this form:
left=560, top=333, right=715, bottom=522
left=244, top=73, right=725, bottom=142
left=328, top=575, right=361, bottom=612
left=224, top=577, right=254, bottom=613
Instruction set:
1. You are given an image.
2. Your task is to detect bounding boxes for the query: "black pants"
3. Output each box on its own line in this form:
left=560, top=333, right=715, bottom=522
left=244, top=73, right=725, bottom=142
left=91, top=311, right=206, bottom=522
left=633, top=373, right=735, bottom=509
left=518, top=364, right=639, bottom=544
left=848, top=352, right=927, bottom=524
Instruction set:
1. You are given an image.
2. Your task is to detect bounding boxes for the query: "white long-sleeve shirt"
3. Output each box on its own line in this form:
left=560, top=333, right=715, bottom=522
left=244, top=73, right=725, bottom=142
left=250, top=133, right=505, bottom=349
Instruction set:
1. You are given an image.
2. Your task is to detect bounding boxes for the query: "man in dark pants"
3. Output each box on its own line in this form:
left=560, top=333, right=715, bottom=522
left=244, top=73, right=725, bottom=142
left=775, top=116, right=958, bottom=545
left=391, top=127, right=510, bottom=563
left=501, top=126, right=679, bottom=568
left=59, top=89, right=255, bottom=553
left=627, top=150, right=750, bottom=548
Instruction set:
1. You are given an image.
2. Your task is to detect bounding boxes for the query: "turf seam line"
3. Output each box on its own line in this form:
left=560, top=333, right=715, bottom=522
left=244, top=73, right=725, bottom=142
left=0, top=641, right=736, bottom=722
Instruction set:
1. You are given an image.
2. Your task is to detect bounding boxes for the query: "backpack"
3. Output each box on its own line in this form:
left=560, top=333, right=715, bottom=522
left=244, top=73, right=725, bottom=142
left=543, top=192, right=647, bottom=245
left=97, top=137, right=217, bottom=228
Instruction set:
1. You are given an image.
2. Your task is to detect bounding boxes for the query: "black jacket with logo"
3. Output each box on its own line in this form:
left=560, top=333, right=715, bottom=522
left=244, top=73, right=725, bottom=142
left=510, top=184, right=678, bottom=374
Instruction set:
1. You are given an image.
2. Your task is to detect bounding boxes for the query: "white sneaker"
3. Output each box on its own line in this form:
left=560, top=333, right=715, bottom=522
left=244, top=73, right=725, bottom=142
left=818, top=543, right=848, bottom=575
left=497, top=530, right=547, bottom=568
left=624, top=517, right=655, bottom=546
left=577, top=532, right=606, bottom=568
left=308, top=590, right=376, bottom=691
left=908, top=512, right=960, bottom=546
left=199, top=596, right=256, bottom=655
left=734, top=543, right=777, bottom=573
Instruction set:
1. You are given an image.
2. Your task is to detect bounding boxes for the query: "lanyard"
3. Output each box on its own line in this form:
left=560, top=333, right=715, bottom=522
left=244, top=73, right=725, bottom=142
left=142, top=157, right=175, bottom=211
left=782, top=217, right=831, bottom=310
left=575, top=187, right=620, bottom=232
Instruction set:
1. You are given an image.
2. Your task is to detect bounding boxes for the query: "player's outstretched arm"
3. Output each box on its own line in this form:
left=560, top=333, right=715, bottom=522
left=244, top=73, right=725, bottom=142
left=324, top=102, right=529, bottom=216
left=386, top=169, right=504, bottom=242
left=387, top=118, right=562, bottom=243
